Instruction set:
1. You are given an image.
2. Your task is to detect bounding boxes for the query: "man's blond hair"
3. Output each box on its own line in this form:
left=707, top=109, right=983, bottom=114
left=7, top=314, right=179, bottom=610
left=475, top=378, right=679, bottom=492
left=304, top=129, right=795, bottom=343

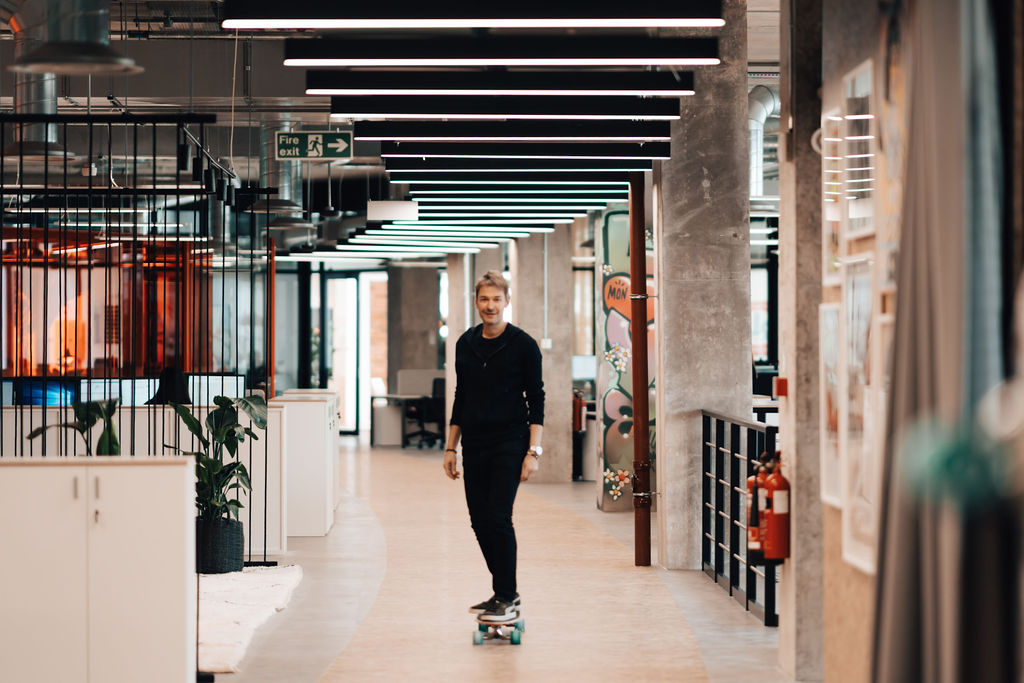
left=475, top=270, right=510, bottom=299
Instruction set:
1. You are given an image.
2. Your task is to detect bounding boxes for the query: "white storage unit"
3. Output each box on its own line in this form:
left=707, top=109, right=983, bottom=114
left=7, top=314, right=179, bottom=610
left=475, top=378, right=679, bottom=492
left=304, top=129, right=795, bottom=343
left=270, top=394, right=338, bottom=536
left=281, top=389, right=343, bottom=507
left=0, top=457, right=196, bottom=683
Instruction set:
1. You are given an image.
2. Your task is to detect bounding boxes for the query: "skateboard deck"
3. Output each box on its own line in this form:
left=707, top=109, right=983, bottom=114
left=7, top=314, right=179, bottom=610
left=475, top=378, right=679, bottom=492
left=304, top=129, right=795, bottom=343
left=473, top=613, right=525, bottom=645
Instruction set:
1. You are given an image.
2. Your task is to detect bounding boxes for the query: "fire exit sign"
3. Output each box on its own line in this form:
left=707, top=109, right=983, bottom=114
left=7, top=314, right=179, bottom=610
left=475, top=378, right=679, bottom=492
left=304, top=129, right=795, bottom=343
left=275, top=131, right=352, bottom=160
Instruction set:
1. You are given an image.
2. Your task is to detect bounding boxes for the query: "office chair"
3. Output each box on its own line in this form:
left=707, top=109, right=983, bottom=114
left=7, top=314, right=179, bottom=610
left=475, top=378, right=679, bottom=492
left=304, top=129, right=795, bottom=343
left=404, top=377, right=445, bottom=449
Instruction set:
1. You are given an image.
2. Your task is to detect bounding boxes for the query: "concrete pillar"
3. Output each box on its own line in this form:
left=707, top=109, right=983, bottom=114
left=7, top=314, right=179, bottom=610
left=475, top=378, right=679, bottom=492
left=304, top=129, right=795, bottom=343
left=386, top=266, right=440, bottom=391
left=655, top=0, right=751, bottom=569
left=444, top=254, right=471, bottom=431
left=510, top=226, right=573, bottom=483
left=777, top=0, right=824, bottom=678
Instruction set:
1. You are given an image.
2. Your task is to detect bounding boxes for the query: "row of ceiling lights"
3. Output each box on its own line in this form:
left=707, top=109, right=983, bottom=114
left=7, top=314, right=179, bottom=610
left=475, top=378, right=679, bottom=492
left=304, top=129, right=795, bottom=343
left=220, top=1, right=725, bottom=262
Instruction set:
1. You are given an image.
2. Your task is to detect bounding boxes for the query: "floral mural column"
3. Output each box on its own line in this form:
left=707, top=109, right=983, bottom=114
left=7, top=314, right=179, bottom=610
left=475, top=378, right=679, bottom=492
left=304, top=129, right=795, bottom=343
left=596, top=211, right=656, bottom=511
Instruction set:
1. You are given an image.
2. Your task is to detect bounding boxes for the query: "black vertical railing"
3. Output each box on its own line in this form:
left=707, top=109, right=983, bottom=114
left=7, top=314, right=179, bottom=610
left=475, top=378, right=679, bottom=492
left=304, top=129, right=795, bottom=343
left=701, top=410, right=779, bottom=626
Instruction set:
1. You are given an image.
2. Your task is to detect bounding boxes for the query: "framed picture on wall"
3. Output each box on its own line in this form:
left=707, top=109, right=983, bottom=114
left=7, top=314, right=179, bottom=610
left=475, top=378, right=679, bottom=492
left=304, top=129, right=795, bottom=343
left=822, top=109, right=845, bottom=286
left=819, top=303, right=842, bottom=507
left=843, top=60, right=876, bottom=241
left=878, top=241, right=898, bottom=293
left=873, top=313, right=896, bottom=463
left=840, top=256, right=879, bottom=574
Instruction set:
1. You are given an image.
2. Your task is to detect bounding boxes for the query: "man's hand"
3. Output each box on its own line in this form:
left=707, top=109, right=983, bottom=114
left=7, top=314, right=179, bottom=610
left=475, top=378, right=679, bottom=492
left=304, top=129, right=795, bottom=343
left=443, top=449, right=461, bottom=480
left=521, top=454, right=540, bottom=482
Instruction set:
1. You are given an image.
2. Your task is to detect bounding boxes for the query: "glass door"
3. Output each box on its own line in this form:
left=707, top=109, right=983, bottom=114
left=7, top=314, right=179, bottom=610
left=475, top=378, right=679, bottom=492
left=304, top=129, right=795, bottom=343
left=324, top=275, right=359, bottom=434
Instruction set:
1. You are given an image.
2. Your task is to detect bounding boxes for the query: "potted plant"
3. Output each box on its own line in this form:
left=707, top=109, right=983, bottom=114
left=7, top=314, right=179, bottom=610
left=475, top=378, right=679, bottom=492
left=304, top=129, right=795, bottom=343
left=168, top=395, right=267, bottom=574
left=27, top=399, right=120, bottom=455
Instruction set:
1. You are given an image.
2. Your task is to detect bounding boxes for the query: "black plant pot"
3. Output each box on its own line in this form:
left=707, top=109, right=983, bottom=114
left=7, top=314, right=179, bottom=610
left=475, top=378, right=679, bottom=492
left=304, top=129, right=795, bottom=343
left=196, top=516, right=244, bottom=574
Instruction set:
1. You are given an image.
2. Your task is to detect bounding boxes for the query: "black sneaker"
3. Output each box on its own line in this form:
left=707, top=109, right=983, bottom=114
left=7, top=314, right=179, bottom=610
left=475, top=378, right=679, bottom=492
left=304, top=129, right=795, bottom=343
left=479, top=597, right=520, bottom=623
left=469, top=593, right=521, bottom=615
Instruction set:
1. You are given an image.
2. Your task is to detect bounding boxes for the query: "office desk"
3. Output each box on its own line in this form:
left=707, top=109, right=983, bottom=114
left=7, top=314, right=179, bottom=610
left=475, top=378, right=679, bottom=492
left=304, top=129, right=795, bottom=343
left=370, top=394, right=428, bottom=447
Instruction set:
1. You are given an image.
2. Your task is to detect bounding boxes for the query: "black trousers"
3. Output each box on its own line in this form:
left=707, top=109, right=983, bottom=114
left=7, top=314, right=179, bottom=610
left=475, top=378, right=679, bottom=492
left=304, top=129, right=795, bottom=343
left=462, top=436, right=527, bottom=601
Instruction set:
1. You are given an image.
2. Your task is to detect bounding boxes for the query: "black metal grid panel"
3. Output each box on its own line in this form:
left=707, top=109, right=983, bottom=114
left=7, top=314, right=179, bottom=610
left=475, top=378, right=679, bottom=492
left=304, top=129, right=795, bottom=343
left=701, top=411, right=778, bottom=627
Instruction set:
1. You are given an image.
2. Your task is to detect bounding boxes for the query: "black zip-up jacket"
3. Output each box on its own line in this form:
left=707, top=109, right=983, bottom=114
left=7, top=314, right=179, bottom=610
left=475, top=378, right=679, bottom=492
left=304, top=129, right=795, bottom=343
left=450, top=323, right=545, bottom=448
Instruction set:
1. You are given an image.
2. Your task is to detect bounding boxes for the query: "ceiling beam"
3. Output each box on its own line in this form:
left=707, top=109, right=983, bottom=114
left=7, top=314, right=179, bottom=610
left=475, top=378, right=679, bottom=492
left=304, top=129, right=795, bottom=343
left=330, top=95, right=679, bottom=121
left=285, top=36, right=719, bottom=67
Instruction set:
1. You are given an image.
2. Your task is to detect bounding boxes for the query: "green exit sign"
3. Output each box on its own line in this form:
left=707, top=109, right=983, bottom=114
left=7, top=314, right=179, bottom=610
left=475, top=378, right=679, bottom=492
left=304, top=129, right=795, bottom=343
left=275, top=131, right=352, bottom=160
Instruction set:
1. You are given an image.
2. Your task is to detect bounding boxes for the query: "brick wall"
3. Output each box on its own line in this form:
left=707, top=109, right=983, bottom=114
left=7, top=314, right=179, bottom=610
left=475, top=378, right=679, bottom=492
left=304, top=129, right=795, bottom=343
left=369, top=278, right=388, bottom=392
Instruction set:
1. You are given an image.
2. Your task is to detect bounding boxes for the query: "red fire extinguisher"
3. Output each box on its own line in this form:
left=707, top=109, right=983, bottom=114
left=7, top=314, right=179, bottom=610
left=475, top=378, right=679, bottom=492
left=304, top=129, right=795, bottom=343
left=763, top=451, right=791, bottom=562
left=745, top=459, right=770, bottom=566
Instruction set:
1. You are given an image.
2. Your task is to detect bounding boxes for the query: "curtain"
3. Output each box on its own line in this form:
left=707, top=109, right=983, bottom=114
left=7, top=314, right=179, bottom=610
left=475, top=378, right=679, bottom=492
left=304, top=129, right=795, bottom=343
left=873, top=0, right=1014, bottom=680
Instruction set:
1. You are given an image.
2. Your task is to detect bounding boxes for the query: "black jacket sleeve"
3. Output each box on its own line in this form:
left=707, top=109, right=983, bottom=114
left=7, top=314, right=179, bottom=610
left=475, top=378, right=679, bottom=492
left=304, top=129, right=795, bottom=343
left=524, top=338, right=545, bottom=426
left=449, top=334, right=464, bottom=426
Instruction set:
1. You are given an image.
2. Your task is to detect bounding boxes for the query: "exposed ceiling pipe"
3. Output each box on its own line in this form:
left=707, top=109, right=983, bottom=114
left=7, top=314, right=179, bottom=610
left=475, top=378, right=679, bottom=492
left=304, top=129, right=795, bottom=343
left=8, top=0, right=141, bottom=75
left=748, top=85, right=780, bottom=199
left=0, top=0, right=65, bottom=161
left=255, top=119, right=303, bottom=214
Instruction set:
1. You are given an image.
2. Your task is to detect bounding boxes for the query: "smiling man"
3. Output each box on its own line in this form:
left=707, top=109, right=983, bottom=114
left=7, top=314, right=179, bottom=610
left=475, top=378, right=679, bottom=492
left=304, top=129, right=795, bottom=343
left=443, top=270, right=545, bottom=624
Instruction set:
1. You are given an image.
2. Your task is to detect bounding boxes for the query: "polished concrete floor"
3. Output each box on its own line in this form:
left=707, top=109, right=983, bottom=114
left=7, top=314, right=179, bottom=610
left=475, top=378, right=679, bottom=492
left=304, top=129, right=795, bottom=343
left=222, top=439, right=794, bottom=682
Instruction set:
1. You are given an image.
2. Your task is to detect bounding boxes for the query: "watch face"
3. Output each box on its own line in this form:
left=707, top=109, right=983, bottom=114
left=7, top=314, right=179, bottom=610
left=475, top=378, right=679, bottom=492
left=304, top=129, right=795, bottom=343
left=531, top=446, right=543, bottom=456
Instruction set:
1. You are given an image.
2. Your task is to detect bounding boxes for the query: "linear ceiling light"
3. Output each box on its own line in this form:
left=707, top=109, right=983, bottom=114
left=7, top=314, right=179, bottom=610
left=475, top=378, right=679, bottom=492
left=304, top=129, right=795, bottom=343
left=337, top=242, right=480, bottom=253
left=285, top=37, right=719, bottom=67
left=368, top=222, right=538, bottom=234
left=368, top=229, right=530, bottom=239
left=333, top=245, right=473, bottom=255
left=413, top=198, right=611, bottom=205
left=415, top=212, right=586, bottom=219
left=393, top=219, right=568, bottom=226
left=353, top=121, right=672, bottom=143
left=277, top=254, right=385, bottom=263
left=349, top=237, right=498, bottom=249
left=385, top=158, right=650, bottom=172
left=418, top=205, right=604, bottom=212
left=380, top=142, right=670, bottom=160
left=393, top=177, right=630, bottom=186
left=330, top=96, right=679, bottom=121
left=408, top=189, right=627, bottom=196
left=311, top=72, right=694, bottom=98
left=223, top=0, right=723, bottom=29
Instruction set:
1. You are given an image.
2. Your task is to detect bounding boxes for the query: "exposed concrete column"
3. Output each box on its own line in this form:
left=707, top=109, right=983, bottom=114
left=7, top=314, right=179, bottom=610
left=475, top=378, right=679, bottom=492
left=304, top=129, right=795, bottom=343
left=445, top=254, right=471, bottom=429
left=386, top=266, right=440, bottom=391
left=510, top=226, right=573, bottom=483
left=777, top=0, right=824, bottom=677
left=655, top=0, right=751, bottom=569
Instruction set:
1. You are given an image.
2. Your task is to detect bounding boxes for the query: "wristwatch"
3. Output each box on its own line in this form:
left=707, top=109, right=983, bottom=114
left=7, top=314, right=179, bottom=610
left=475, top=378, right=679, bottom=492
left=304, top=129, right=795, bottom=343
left=527, top=446, right=543, bottom=459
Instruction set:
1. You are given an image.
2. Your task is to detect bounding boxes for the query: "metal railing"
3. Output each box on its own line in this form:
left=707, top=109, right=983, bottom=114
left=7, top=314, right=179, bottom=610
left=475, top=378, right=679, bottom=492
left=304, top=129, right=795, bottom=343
left=701, top=410, right=779, bottom=626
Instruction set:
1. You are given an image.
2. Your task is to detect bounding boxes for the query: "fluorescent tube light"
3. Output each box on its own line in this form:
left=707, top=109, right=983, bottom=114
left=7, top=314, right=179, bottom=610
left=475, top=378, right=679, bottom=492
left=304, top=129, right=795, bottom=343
left=223, top=1, right=724, bottom=30
left=285, top=37, right=719, bottom=68
left=331, top=96, right=679, bottom=121
left=349, top=237, right=497, bottom=249
left=409, top=189, right=628, bottom=196
left=380, top=142, right=670, bottom=160
left=394, top=218, right=571, bottom=225
left=312, top=73, right=693, bottom=99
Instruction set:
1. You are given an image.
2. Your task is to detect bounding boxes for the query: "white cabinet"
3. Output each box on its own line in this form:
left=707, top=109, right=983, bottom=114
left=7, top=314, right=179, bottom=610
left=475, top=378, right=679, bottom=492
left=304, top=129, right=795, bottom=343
left=0, top=458, right=196, bottom=683
left=270, top=394, right=337, bottom=536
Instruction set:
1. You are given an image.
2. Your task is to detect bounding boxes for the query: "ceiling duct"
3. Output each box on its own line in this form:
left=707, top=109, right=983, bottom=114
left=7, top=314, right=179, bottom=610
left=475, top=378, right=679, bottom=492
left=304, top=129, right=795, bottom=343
left=252, top=120, right=304, bottom=214
left=8, top=0, right=141, bottom=75
left=1, top=1, right=70, bottom=160
left=748, top=85, right=779, bottom=199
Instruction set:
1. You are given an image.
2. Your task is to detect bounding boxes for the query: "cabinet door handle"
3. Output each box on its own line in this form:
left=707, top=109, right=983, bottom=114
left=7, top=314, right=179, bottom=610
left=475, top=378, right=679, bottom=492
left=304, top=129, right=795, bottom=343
left=94, top=509, right=100, bottom=524
left=73, top=476, right=79, bottom=500
left=94, top=477, right=100, bottom=500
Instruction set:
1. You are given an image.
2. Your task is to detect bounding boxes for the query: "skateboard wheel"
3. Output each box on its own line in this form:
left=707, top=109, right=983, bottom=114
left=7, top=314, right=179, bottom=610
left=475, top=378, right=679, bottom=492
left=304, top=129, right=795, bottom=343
left=478, top=624, right=490, bottom=633
left=516, top=619, right=525, bottom=632
left=510, top=629, right=522, bottom=645
left=473, top=631, right=484, bottom=645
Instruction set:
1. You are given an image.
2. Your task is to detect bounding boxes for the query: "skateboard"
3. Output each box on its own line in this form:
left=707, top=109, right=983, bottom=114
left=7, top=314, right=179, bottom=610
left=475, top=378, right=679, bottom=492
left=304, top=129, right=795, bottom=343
left=472, top=613, right=525, bottom=645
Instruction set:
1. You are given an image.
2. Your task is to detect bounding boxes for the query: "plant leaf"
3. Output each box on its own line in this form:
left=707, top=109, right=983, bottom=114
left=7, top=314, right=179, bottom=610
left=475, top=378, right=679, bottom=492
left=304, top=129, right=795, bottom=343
left=232, top=395, right=268, bottom=430
left=170, top=402, right=209, bottom=449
